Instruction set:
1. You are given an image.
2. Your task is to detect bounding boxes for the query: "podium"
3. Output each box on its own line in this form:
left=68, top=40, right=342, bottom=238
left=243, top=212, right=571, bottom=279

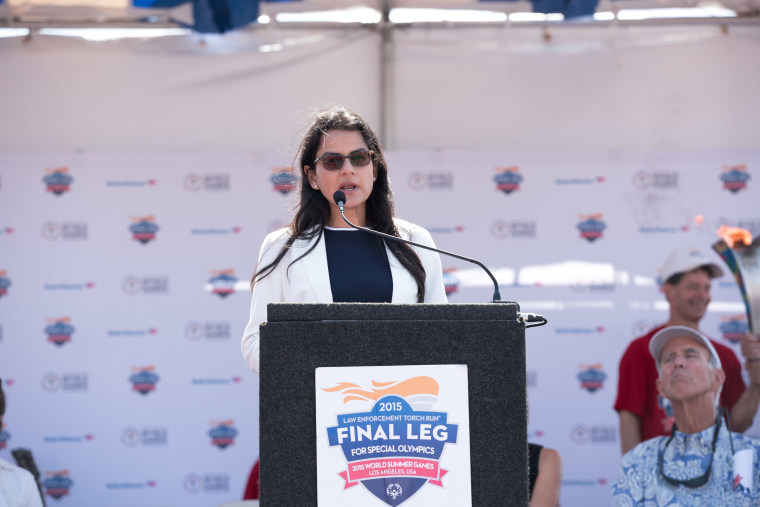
left=259, top=302, right=527, bottom=506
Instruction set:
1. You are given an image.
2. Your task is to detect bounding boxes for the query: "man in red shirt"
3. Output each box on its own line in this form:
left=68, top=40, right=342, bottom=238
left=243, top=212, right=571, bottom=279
left=615, top=247, right=760, bottom=455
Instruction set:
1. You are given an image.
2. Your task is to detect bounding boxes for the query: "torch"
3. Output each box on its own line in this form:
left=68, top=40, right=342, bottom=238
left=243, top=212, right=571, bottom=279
left=712, top=226, right=760, bottom=334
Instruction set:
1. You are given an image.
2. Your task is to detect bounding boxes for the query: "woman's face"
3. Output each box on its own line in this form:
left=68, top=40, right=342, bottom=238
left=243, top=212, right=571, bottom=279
left=305, top=129, right=377, bottom=226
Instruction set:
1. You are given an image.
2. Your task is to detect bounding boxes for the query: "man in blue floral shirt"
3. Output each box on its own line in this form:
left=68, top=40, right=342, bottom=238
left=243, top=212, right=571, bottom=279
left=613, top=326, right=760, bottom=505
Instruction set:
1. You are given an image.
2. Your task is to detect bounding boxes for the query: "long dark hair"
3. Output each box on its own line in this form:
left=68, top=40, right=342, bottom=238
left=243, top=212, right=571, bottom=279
left=251, top=106, right=427, bottom=302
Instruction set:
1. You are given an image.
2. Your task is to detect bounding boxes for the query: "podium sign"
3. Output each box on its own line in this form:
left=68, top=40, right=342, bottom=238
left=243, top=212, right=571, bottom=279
left=316, top=364, right=472, bottom=506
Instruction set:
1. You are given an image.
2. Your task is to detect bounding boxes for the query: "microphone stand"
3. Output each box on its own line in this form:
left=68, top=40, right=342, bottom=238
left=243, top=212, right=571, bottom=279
left=332, top=191, right=547, bottom=327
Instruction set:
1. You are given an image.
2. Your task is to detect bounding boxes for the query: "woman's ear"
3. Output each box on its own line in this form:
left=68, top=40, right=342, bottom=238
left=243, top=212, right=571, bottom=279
left=304, top=166, right=316, bottom=187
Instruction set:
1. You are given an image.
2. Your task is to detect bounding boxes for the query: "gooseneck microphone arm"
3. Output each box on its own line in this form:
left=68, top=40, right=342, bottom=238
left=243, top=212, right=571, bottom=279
left=333, top=191, right=502, bottom=302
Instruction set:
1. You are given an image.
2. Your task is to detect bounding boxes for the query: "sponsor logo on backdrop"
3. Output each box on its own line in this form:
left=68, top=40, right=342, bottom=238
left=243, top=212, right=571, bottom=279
left=105, top=481, right=157, bottom=490
left=491, top=219, right=536, bottom=239
left=632, top=170, right=679, bottom=190
left=577, top=214, right=606, bottom=242
left=129, top=216, right=159, bottom=244
left=526, top=369, right=537, bottom=388
left=41, top=373, right=88, bottom=393
left=41, top=221, right=88, bottom=241
left=323, top=376, right=458, bottom=506
left=45, top=317, right=75, bottom=347
left=185, top=173, right=231, bottom=192
left=577, top=364, right=607, bottom=393
left=106, top=179, right=156, bottom=187
left=426, top=225, right=464, bottom=234
left=184, top=473, right=231, bottom=493
left=108, top=327, right=158, bottom=337
left=122, top=427, right=168, bottom=447
left=555, top=326, right=605, bottom=335
left=408, top=171, right=454, bottom=191
left=493, top=166, right=522, bottom=194
left=720, top=315, right=748, bottom=345
left=720, top=164, right=750, bottom=193
left=0, top=425, right=9, bottom=449
left=270, top=166, right=297, bottom=194
left=43, top=434, right=94, bottom=443
left=42, top=167, right=73, bottom=196
left=0, top=226, right=13, bottom=235
left=129, top=366, right=160, bottom=395
left=185, top=321, right=231, bottom=340
left=0, top=270, right=11, bottom=298
left=43, top=470, right=74, bottom=499
left=528, top=429, right=544, bottom=439
left=191, top=226, right=242, bottom=235
left=208, top=269, right=237, bottom=298
left=208, top=420, right=238, bottom=450
left=191, top=376, right=242, bottom=386
left=442, top=268, right=458, bottom=296
left=569, top=282, right=615, bottom=293
left=638, top=223, right=689, bottom=234
left=570, top=424, right=616, bottom=445
left=122, top=276, right=169, bottom=295
left=43, top=281, right=95, bottom=291
left=556, top=175, right=605, bottom=185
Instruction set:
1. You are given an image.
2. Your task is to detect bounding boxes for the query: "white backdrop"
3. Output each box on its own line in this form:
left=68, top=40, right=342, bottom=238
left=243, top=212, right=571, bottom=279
left=0, top=21, right=759, bottom=507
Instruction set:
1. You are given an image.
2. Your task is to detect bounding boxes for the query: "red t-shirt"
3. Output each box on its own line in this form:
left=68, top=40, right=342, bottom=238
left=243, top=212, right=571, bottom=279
left=614, top=325, right=746, bottom=440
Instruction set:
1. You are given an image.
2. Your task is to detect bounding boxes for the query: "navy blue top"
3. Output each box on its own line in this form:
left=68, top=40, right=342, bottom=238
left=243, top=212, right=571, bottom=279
left=323, top=227, right=393, bottom=303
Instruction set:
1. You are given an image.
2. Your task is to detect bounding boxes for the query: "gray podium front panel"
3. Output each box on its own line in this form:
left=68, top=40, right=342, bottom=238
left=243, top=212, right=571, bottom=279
left=260, top=302, right=527, bottom=506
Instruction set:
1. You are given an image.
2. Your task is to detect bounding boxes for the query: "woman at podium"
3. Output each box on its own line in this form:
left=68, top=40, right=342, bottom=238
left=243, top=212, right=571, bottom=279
left=242, top=106, right=448, bottom=374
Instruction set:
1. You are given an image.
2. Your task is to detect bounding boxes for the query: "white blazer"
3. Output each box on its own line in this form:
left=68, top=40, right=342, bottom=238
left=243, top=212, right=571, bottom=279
left=241, top=219, right=448, bottom=373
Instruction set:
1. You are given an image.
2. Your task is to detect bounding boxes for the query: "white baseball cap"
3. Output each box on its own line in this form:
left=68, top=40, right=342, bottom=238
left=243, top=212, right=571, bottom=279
left=661, top=248, right=724, bottom=285
left=649, top=325, right=722, bottom=373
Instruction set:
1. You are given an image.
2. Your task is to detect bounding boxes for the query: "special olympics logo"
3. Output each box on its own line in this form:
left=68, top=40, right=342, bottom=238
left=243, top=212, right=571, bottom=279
left=720, top=164, right=750, bottom=193
left=184, top=173, right=204, bottom=191
left=0, top=270, right=12, bottom=298
left=43, top=470, right=74, bottom=499
left=129, top=366, right=160, bottom=395
left=387, top=483, right=403, bottom=500
left=42, top=167, right=73, bottom=196
left=41, top=373, right=62, bottom=392
left=121, top=427, right=141, bottom=447
left=493, top=166, right=523, bottom=194
left=270, top=167, right=297, bottom=194
left=208, top=420, right=238, bottom=450
left=41, top=221, right=61, bottom=240
left=129, top=216, right=159, bottom=244
left=122, top=276, right=141, bottom=295
left=577, top=364, right=607, bottom=393
left=184, top=473, right=203, bottom=493
left=208, top=269, right=238, bottom=298
left=577, top=214, right=606, bottom=243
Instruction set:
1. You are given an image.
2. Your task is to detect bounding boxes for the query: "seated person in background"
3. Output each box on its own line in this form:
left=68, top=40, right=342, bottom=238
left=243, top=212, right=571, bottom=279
left=0, top=378, right=44, bottom=507
left=528, top=442, right=562, bottom=507
left=614, top=247, right=760, bottom=455
left=613, top=326, right=760, bottom=505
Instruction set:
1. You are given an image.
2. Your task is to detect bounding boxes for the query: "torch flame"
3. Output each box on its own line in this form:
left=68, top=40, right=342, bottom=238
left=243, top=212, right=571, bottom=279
left=717, top=225, right=752, bottom=248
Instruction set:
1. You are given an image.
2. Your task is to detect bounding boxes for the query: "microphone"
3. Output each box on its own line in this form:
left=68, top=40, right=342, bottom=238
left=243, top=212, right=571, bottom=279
left=333, top=190, right=506, bottom=301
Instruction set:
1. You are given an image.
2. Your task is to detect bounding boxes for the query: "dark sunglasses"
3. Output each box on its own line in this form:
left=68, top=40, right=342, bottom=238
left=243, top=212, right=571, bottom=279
left=314, top=149, right=374, bottom=171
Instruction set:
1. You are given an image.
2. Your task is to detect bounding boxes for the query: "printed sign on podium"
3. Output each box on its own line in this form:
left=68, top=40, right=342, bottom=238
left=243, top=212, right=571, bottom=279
left=316, top=364, right=472, bottom=506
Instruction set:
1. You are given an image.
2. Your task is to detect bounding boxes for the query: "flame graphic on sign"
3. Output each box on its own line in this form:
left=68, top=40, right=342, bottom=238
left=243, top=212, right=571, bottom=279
left=323, top=376, right=439, bottom=405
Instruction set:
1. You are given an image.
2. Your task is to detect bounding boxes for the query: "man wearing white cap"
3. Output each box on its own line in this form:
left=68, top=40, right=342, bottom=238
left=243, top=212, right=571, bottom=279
left=613, top=326, right=760, bottom=504
left=615, top=247, right=760, bottom=454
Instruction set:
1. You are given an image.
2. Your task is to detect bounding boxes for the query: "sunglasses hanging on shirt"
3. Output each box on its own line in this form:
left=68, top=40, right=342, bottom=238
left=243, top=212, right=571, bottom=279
left=658, top=414, right=721, bottom=489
